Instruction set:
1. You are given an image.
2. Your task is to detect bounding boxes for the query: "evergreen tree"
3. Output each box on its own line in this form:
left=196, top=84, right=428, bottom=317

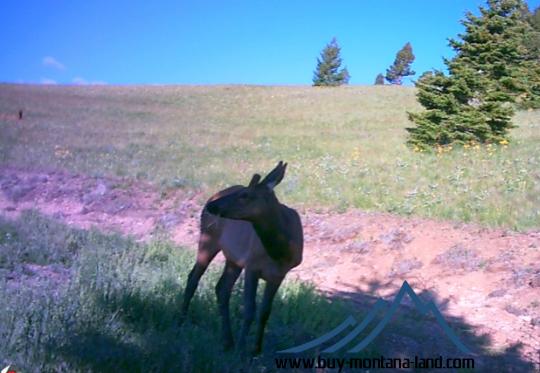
left=447, top=0, right=540, bottom=109
left=385, top=42, right=416, bottom=85
left=374, top=73, right=385, bottom=85
left=520, top=3, right=540, bottom=62
left=524, top=3, right=540, bottom=30
left=407, top=68, right=516, bottom=149
left=516, top=1, right=532, bottom=20
left=313, top=37, right=350, bottom=87
left=406, top=0, right=535, bottom=149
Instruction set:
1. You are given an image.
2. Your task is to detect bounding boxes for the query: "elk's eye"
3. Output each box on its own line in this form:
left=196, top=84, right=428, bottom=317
left=239, top=192, right=249, bottom=199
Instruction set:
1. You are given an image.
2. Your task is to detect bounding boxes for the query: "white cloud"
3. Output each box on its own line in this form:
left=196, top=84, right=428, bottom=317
left=72, top=77, right=107, bottom=85
left=43, top=56, right=65, bottom=70
left=40, top=78, right=57, bottom=85
left=72, top=77, right=88, bottom=85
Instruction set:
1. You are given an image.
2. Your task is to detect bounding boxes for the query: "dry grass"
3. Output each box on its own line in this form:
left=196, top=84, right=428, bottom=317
left=0, top=83, right=539, bottom=230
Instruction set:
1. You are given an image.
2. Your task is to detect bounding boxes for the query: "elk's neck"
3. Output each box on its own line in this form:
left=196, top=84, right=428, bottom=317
left=251, top=206, right=293, bottom=263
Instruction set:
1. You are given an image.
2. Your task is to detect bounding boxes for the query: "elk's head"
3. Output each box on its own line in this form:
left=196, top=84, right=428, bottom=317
left=206, top=161, right=287, bottom=222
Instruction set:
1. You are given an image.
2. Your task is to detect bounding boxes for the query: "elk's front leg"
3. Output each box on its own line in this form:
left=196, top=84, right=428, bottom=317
left=215, top=260, right=242, bottom=351
left=253, top=278, right=283, bottom=355
left=238, top=268, right=259, bottom=350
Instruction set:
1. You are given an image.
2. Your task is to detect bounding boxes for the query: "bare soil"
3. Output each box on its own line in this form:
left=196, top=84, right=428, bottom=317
left=1, top=165, right=539, bottom=371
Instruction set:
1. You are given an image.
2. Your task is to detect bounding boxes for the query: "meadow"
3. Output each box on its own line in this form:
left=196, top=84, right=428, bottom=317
left=2, top=211, right=528, bottom=373
left=0, top=83, right=538, bottom=372
left=0, top=211, right=363, bottom=373
left=1, top=83, right=539, bottom=230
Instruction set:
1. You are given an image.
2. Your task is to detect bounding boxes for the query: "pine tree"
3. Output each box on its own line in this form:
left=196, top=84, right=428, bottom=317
left=374, top=73, right=385, bottom=85
left=524, top=3, right=540, bottom=30
left=447, top=0, right=540, bottom=109
left=385, top=42, right=416, bottom=85
left=313, top=37, right=350, bottom=87
left=406, top=0, right=534, bottom=149
left=407, top=69, right=516, bottom=149
left=520, top=3, right=540, bottom=62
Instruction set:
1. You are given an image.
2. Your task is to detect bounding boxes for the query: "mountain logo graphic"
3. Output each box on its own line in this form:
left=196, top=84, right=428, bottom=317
left=278, top=281, right=471, bottom=354
left=1, top=365, right=23, bottom=373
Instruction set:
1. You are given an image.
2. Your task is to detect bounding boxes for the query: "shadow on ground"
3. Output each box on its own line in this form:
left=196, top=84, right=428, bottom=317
left=320, top=280, right=538, bottom=372
left=50, top=277, right=537, bottom=372
left=1, top=211, right=537, bottom=372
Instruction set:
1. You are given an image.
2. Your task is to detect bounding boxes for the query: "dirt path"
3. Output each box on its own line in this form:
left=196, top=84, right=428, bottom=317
left=1, top=165, right=539, bottom=371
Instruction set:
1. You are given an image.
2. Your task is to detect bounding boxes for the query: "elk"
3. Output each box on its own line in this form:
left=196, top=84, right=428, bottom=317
left=0, top=110, right=23, bottom=120
left=180, top=161, right=303, bottom=355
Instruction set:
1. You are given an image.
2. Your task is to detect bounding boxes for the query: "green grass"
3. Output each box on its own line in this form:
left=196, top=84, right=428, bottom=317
left=0, top=211, right=379, bottom=372
left=1, top=84, right=537, bottom=371
left=1, top=212, right=534, bottom=372
left=1, top=83, right=539, bottom=230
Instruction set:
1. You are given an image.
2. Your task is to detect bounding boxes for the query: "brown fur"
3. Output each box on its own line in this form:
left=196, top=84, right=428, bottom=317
left=180, top=161, right=303, bottom=355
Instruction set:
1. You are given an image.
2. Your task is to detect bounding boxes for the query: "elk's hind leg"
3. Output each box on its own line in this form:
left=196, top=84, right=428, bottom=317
left=180, top=212, right=222, bottom=323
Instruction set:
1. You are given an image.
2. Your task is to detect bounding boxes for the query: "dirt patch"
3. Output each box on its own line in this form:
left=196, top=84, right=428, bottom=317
left=0, top=165, right=204, bottom=248
left=1, top=165, right=539, bottom=370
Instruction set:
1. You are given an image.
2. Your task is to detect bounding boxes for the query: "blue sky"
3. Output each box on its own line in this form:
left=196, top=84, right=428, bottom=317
left=1, top=0, right=539, bottom=86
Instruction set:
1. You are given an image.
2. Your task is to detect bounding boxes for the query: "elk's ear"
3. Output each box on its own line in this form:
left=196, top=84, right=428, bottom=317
left=261, top=161, right=287, bottom=190
left=248, top=174, right=261, bottom=188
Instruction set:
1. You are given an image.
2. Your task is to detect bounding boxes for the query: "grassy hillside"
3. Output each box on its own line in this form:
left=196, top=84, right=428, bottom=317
left=1, top=84, right=537, bottom=372
left=1, top=83, right=539, bottom=229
